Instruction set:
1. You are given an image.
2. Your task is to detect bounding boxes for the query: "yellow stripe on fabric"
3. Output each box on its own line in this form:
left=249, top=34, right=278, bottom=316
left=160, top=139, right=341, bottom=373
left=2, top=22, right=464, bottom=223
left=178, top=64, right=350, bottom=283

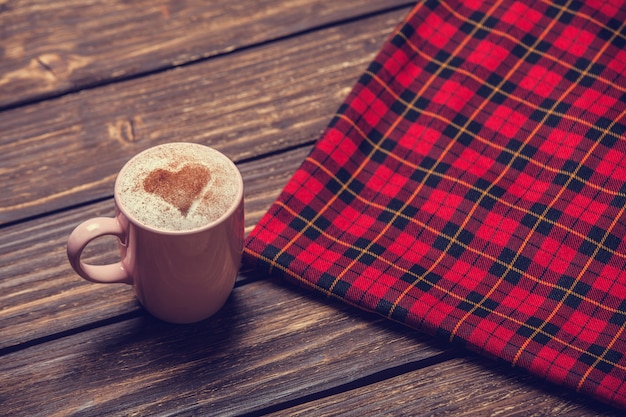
left=513, top=199, right=625, bottom=368
left=391, top=0, right=575, bottom=320
left=267, top=184, right=626, bottom=320
left=506, top=16, right=626, bottom=366
left=264, top=1, right=429, bottom=276
left=452, top=8, right=626, bottom=345
left=322, top=0, right=511, bottom=296
left=332, top=112, right=626, bottom=260
left=309, top=145, right=626, bottom=274
left=438, top=0, right=626, bottom=93
left=244, top=235, right=626, bottom=372
left=453, top=137, right=604, bottom=342
left=578, top=324, right=626, bottom=391
left=510, top=129, right=626, bottom=367
left=369, top=64, right=624, bottom=145
left=361, top=69, right=626, bottom=194
left=266, top=0, right=473, bottom=278
left=252, top=0, right=626, bottom=373
left=538, top=0, right=626, bottom=45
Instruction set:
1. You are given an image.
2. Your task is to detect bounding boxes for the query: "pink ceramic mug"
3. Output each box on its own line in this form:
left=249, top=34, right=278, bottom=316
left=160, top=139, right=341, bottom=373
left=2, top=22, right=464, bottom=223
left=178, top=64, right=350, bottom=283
left=67, top=143, right=244, bottom=323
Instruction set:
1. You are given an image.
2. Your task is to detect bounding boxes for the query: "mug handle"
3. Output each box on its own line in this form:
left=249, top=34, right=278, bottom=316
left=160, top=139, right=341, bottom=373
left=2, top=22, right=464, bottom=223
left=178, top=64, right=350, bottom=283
left=67, top=217, right=133, bottom=285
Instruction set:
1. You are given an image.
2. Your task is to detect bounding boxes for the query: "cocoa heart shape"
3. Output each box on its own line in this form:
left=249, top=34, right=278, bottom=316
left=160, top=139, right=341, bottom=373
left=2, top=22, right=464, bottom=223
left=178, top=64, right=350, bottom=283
left=143, top=164, right=211, bottom=216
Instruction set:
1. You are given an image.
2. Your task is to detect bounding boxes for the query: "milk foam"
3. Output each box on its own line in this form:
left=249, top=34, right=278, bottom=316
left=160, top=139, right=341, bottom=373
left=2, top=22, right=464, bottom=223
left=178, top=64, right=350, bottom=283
left=116, top=143, right=241, bottom=231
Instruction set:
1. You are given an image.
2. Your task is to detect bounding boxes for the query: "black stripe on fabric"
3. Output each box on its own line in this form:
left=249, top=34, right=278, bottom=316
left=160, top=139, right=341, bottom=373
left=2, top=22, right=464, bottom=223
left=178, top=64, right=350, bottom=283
left=459, top=12, right=497, bottom=40
left=579, top=344, right=622, bottom=374
left=329, top=103, right=350, bottom=127
left=260, top=244, right=282, bottom=265
left=498, top=248, right=526, bottom=285
left=262, top=243, right=296, bottom=273
left=532, top=322, right=561, bottom=345
left=517, top=316, right=544, bottom=338
left=598, top=17, right=624, bottom=40
left=564, top=58, right=607, bottom=87
left=424, top=0, right=439, bottom=10
left=401, top=264, right=428, bottom=284
left=609, top=303, right=626, bottom=325
left=458, top=291, right=495, bottom=317
left=611, top=184, right=626, bottom=208
left=476, top=73, right=516, bottom=103
left=376, top=299, right=409, bottom=321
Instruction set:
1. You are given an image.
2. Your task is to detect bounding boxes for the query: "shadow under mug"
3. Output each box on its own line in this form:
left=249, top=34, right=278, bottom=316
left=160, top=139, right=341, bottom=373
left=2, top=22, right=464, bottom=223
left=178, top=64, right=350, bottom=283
left=67, top=143, right=244, bottom=324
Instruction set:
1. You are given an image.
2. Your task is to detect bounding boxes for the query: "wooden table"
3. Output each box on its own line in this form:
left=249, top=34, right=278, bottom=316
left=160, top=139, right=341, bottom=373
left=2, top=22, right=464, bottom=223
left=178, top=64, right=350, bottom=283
left=1, top=1, right=623, bottom=415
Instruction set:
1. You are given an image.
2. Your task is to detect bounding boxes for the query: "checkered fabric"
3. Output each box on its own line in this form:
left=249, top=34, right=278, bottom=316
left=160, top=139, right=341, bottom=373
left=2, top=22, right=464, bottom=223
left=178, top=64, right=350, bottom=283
left=244, top=0, right=626, bottom=408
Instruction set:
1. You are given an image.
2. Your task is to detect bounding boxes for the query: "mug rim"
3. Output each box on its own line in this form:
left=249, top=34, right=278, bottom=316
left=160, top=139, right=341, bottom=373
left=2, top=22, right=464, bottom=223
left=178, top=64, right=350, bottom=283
left=113, top=142, right=244, bottom=235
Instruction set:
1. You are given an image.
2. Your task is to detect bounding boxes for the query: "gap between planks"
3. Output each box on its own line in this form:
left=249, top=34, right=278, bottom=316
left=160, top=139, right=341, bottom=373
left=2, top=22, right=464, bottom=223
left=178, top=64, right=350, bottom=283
left=238, top=350, right=462, bottom=417
left=0, top=2, right=416, bottom=113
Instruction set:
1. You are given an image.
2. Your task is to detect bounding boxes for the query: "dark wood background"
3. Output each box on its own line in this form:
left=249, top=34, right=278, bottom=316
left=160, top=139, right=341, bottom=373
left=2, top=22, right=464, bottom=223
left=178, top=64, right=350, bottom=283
left=1, top=1, right=622, bottom=415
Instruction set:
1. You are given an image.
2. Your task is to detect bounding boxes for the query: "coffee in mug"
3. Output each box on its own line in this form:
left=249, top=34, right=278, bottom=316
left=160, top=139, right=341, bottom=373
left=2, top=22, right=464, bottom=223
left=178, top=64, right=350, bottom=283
left=67, top=142, right=244, bottom=323
left=116, top=144, right=240, bottom=231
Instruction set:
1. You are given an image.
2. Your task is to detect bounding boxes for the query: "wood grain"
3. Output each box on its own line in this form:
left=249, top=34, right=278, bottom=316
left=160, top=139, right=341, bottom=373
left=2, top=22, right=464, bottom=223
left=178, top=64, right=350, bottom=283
left=267, top=356, right=623, bottom=416
left=0, top=0, right=412, bottom=109
left=0, top=278, right=449, bottom=416
left=0, top=8, right=407, bottom=225
left=2, top=278, right=619, bottom=415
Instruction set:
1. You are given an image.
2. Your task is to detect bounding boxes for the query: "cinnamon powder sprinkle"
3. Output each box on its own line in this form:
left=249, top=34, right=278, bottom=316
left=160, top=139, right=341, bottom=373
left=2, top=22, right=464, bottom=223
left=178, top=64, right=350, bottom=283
left=143, top=164, right=211, bottom=216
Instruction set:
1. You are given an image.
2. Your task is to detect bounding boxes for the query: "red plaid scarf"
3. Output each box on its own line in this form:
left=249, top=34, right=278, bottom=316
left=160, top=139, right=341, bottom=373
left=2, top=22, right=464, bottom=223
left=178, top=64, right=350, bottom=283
left=244, top=0, right=626, bottom=408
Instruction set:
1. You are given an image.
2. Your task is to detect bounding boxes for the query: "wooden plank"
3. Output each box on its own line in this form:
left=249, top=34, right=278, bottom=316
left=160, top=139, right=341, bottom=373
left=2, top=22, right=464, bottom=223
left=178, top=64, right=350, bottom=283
left=266, top=356, right=623, bottom=416
left=0, top=277, right=449, bottom=417
left=0, top=146, right=308, bottom=349
left=0, top=0, right=412, bottom=109
left=0, top=8, right=408, bottom=225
